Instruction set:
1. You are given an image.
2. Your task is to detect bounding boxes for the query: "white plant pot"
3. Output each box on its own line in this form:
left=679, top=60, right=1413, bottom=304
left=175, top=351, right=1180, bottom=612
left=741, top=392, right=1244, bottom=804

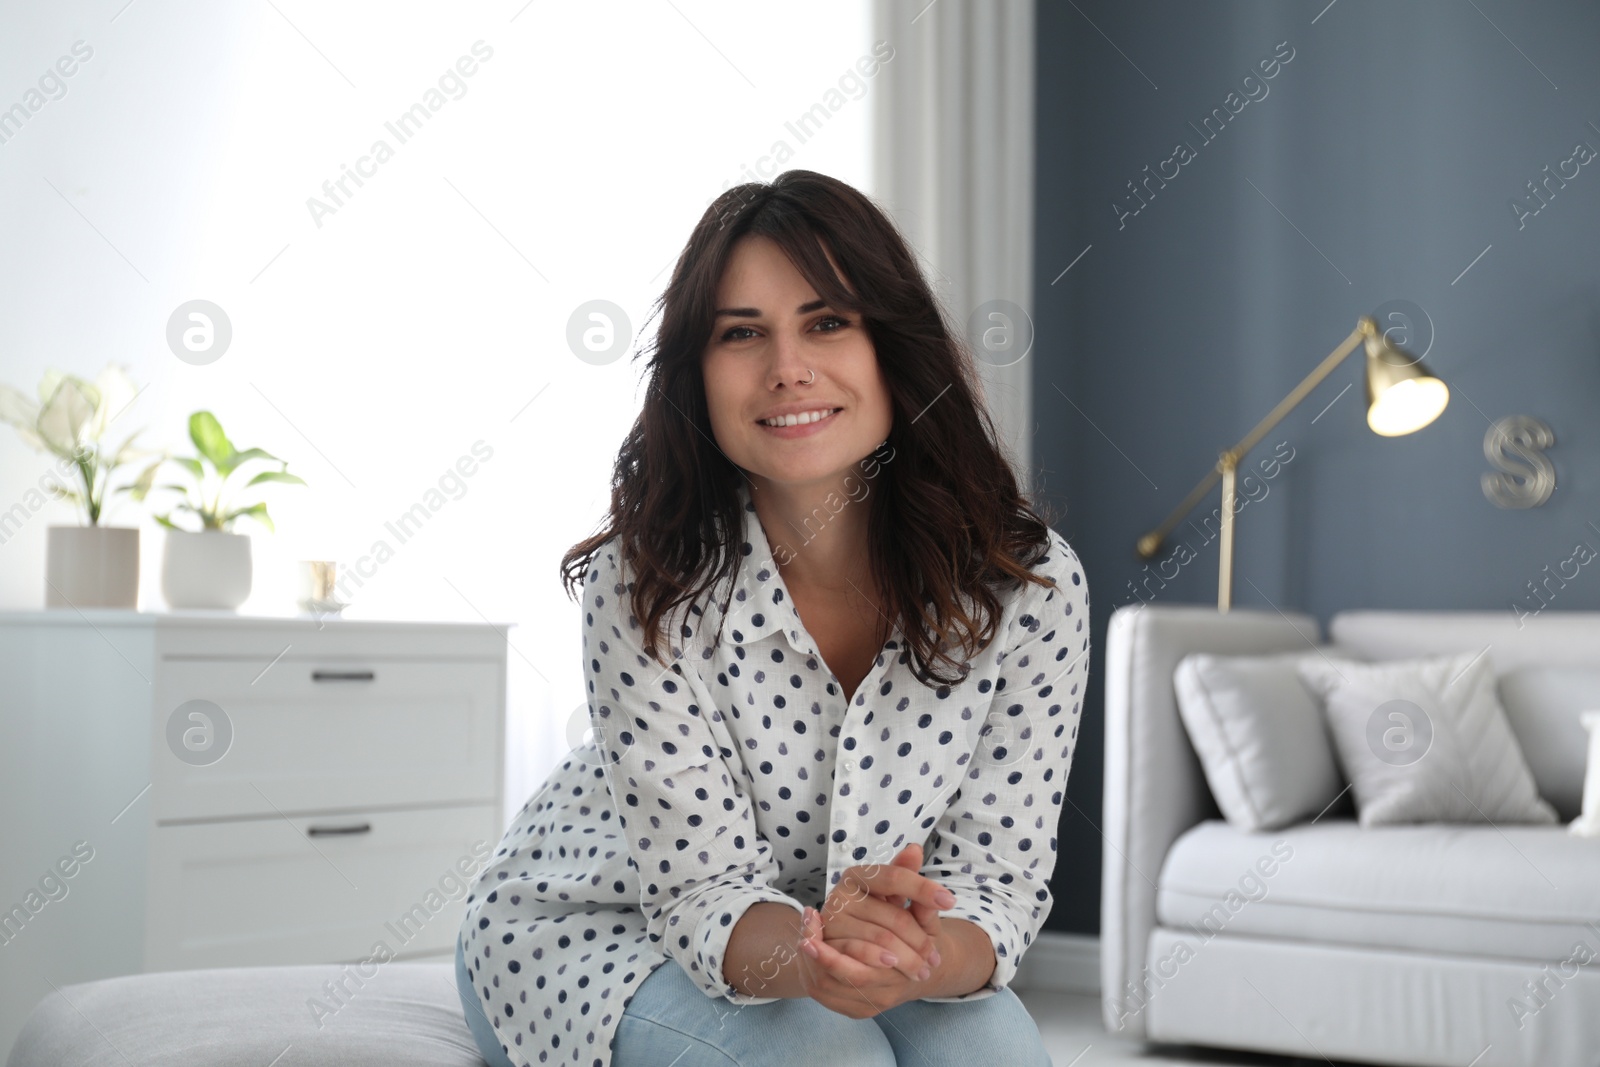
left=45, top=526, right=141, bottom=609
left=161, top=529, right=253, bottom=610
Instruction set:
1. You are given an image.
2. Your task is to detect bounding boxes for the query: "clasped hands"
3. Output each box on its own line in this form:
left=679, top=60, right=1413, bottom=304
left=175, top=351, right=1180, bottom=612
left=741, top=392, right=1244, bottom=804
left=795, top=842, right=957, bottom=1018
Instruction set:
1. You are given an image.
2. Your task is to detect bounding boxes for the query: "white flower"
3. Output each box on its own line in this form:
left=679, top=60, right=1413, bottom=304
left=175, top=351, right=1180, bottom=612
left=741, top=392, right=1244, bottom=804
left=0, top=363, right=156, bottom=525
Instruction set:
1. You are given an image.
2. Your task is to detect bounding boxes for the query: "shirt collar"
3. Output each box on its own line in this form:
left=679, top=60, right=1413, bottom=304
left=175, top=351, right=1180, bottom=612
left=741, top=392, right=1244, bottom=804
left=718, top=481, right=806, bottom=648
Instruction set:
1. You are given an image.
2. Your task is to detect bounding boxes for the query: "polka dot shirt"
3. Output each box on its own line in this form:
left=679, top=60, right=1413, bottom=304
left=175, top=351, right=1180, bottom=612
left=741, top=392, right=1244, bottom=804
left=458, top=482, right=1089, bottom=1066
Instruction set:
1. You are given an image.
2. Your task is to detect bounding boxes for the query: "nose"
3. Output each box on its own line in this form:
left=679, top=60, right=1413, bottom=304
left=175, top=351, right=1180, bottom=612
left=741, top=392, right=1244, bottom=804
left=765, top=329, right=812, bottom=389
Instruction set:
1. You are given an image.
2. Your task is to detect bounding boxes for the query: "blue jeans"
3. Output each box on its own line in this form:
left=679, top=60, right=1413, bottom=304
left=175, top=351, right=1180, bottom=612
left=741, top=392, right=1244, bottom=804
left=455, top=938, right=1052, bottom=1066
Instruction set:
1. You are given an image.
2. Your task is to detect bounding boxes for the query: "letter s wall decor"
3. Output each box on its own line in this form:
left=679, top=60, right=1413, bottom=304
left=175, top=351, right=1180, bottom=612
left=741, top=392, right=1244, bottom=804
left=1482, top=415, right=1557, bottom=509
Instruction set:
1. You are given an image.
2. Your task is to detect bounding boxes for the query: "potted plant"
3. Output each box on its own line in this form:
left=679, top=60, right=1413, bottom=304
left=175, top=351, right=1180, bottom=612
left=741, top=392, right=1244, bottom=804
left=132, top=411, right=306, bottom=610
left=0, top=364, right=162, bottom=609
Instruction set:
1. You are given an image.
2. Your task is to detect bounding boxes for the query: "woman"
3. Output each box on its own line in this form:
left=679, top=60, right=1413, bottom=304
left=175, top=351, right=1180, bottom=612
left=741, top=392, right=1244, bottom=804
left=456, top=170, right=1088, bottom=1067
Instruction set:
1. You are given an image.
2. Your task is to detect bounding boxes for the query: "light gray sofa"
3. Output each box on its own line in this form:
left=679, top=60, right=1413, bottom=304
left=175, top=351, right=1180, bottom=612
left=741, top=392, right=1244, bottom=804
left=1101, top=604, right=1600, bottom=1067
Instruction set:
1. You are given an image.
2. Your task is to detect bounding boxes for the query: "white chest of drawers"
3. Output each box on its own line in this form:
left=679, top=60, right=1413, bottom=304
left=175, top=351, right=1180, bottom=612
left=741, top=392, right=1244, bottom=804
left=0, top=610, right=508, bottom=1055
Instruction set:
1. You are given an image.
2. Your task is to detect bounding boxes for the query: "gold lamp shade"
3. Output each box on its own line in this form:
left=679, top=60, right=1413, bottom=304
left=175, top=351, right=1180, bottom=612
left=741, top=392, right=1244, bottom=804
left=1363, top=316, right=1450, bottom=436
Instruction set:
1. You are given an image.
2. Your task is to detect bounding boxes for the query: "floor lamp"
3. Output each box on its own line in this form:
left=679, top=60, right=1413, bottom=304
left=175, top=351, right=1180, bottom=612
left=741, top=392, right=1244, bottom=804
left=1135, top=315, right=1450, bottom=612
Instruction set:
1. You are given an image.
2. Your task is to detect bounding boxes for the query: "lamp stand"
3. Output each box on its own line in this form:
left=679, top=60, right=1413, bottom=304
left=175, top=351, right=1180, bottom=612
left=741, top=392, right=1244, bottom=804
left=1137, top=319, right=1377, bottom=612
left=1218, top=453, right=1237, bottom=611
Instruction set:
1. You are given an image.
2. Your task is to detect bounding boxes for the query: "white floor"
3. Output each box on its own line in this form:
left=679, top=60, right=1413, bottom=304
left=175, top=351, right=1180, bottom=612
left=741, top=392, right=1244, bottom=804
left=1016, top=989, right=1349, bottom=1067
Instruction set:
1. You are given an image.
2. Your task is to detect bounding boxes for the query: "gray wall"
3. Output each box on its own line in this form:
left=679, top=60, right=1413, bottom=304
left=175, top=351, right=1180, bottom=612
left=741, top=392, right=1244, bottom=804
left=1034, top=0, right=1600, bottom=935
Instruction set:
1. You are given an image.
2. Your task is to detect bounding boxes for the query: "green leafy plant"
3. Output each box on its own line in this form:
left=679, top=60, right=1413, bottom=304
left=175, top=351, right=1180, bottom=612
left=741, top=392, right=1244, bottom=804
left=0, top=363, right=163, bottom=526
left=134, top=411, right=306, bottom=533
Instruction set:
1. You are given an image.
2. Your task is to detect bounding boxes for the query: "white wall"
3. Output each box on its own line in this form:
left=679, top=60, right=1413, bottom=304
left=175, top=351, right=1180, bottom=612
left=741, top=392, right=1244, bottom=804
left=0, top=0, right=878, bottom=823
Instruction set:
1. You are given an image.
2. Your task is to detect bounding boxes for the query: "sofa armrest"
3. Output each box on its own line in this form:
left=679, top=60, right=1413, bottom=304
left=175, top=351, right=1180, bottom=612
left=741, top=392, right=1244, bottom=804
left=1100, top=602, right=1320, bottom=1037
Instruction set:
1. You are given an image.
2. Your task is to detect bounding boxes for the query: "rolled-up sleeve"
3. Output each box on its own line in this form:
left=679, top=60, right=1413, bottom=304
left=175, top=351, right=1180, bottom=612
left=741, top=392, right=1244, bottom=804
left=919, top=536, right=1090, bottom=1001
left=582, top=543, right=804, bottom=1003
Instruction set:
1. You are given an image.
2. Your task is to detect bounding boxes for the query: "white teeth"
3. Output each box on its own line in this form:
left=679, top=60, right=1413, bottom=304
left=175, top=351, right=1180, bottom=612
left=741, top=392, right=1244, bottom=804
left=761, top=408, right=836, bottom=427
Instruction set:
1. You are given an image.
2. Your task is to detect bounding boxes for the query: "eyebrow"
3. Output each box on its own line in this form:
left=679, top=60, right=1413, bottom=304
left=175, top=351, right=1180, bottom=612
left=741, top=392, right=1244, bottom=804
left=713, top=299, right=830, bottom=320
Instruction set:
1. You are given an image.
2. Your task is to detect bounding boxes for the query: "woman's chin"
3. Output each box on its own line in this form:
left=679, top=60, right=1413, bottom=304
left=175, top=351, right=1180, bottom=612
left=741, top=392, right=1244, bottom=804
left=745, top=460, right=861, bottom=492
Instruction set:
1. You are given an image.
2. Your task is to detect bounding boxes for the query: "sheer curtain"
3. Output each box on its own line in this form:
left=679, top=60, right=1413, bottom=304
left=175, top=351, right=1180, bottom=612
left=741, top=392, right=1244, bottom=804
left=871, top=0, right=1037, bottom=492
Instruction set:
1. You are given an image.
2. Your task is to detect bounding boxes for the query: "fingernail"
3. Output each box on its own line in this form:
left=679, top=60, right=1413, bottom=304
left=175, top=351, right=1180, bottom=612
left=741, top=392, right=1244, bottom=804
left=881, top=952, right=898, bottom=966
left=935, top=890, right=956, bottom=907
left=802, top=941, right=819, bottom=958
left=929, top=949, right=942, bottom=968
left=918, top=965, right=932, bottom=981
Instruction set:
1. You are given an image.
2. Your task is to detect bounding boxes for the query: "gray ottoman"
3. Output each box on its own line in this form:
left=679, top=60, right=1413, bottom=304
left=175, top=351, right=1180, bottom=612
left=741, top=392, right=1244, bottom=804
left=5, top=963, right=486, bottom=1067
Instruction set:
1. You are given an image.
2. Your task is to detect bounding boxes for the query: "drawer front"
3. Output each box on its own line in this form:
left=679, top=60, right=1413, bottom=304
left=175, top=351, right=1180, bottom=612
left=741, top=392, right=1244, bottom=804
left=144, top=804, right=501, bottom=970
left=152, top=658, right=502, bottom=821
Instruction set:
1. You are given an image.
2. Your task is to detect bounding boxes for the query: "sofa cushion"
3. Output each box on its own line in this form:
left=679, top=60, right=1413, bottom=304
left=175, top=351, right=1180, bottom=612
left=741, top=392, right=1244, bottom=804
left=1157, top=819, right=1600, bottom=963
left=1498, top=666, right=1600, bottom=821
left=1173, top=651, right=1348, bottom=831
left=1297, top=651, right=1558, bottom=827
left=1325, top=610, right=1600, bottom=816
left=4, top=962, right=483, bottom=1067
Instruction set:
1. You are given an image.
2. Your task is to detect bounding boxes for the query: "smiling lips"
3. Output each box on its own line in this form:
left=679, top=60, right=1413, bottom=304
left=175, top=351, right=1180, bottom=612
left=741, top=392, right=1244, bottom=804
left=757, top=407, right=840, bottom=427
left=756, top=406, right=843, bottom=437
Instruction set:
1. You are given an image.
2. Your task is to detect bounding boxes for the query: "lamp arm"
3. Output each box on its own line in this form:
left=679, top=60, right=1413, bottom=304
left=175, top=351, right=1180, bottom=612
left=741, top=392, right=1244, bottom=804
left=1135, top=320, right=1370, bottom=559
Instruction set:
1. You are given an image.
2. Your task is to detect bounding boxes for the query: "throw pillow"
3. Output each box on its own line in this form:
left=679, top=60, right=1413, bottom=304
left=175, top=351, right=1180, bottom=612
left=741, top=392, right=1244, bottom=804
left=1174, top=651, right=1349, bottom=831
left=1496, top=666, right=1600, bottom=820
left=1573, top=711, right=1600, bottom=837
left=1296, top=650, right=1558, bottom=827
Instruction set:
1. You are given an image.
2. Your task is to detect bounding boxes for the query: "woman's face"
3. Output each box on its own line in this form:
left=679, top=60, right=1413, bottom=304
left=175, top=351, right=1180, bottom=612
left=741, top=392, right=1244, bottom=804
left=701, top=235, right=893, bottom=492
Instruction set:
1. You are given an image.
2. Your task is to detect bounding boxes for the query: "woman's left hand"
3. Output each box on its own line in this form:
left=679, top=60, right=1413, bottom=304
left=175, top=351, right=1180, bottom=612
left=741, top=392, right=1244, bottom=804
left=797, top=904, right=932, bottom=1018
left=800, top=843, right=952, bottom=999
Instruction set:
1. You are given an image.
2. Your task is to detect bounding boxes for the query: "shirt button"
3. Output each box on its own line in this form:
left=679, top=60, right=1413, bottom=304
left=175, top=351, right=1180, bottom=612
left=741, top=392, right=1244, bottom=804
left=841, top=758, right=856, bottom=773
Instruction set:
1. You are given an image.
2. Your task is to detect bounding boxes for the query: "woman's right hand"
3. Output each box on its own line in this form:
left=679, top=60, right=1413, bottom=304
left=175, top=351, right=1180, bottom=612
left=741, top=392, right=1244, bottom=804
left=805, top=843, right=953, bottom=983
left=795, top=902, right=923, bottom=1018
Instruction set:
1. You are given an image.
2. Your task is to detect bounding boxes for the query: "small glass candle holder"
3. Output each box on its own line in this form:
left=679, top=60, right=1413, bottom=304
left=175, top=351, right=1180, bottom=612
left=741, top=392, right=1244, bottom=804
left=296, top=560, right=347, bottom=615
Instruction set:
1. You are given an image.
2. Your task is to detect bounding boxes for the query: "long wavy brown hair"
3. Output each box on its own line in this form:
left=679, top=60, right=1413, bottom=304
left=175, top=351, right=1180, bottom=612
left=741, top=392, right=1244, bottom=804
left=560, top=169, right=1061, bottom=687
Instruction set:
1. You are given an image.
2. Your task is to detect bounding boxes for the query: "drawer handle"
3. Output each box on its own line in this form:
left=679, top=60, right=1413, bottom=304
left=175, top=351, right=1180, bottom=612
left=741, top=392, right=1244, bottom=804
left=307, top=822, right=372, bottom=836
left=312, top=670, right=376, bottom=682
